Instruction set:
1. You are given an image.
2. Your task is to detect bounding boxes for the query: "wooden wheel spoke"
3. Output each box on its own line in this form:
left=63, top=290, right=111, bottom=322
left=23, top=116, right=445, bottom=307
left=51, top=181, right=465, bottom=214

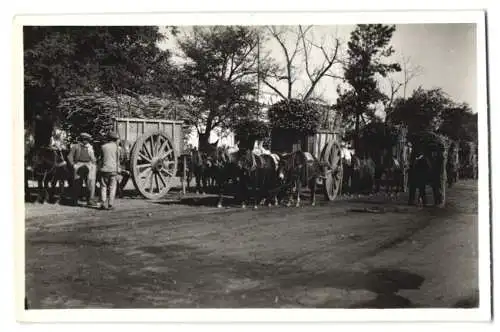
left=148, top=171, right=154, bottom=193
left=160, top=168, right=175, bottom=178
left=162, top=160, right=175, bottom=168
left=158, top=151, right=174, bottom=162
left=141, top=144, right=152, bottom=160
left=154, top=173, right=162, bottom=192
left=130, top=131, right=177, bottom=199
left=158, top=172, right=168, bottom=187
left=137, top=163, right=151, bottom=170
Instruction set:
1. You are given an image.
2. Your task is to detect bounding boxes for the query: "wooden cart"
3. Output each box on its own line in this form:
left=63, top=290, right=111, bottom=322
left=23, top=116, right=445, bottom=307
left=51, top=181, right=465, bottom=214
left=113, top=117, right=185, bottom=200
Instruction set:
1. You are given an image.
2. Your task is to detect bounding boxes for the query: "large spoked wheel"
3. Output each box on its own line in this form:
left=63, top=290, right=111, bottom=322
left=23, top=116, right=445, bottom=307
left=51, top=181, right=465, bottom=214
left=320, top=140, right=343, bottom=201
left=130, top=131, right=177, bottom=199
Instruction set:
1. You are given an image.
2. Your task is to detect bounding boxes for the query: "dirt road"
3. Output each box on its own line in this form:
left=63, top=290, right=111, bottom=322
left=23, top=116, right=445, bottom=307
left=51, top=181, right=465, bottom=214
left=24, top=180, right=479, bottom=308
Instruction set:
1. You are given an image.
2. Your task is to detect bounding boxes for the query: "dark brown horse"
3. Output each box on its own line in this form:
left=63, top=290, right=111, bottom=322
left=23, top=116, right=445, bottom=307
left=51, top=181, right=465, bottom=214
left=446, top=141, right=460, bottom=188
left=350, top=155, right=377, bottom=195
left=208, top=146, right=261, bottom=208
left=26, top=146, right=72, bottom=203
left=276, top=151, right=326, bottom=207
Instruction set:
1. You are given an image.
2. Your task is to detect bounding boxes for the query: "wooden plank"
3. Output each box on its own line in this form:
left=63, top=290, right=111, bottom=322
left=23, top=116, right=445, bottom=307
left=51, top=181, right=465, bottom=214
left=114, top=117, right=184, bottom=125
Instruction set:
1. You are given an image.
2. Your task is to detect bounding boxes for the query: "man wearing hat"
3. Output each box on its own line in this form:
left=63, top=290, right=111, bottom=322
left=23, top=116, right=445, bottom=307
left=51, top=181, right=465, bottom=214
left=98, top=131, right=121, bottom=210
left=67, top=132, right=97, bottom=206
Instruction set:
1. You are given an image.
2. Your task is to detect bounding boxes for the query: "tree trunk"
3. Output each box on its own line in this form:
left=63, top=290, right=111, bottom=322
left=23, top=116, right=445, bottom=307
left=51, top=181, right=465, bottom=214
left=354, top=113, right=360, bottom=154
left=198, top=131, right=210, bottom=151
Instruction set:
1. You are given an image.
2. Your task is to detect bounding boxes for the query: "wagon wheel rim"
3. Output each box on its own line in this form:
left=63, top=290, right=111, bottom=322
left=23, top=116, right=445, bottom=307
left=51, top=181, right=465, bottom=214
left=322, top=141, right=343, bottom=201
left=130, top=131, right=177, bottom=200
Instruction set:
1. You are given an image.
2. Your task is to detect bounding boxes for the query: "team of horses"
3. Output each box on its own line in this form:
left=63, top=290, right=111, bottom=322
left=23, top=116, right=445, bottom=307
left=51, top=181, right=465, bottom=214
left=181, top=141, right=411, bottom=209
left=25, top=136, right=460, bottom=208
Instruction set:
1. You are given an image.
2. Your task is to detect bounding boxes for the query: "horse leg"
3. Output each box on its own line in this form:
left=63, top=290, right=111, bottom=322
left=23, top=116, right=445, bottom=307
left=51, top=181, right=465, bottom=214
left=195, top=170, right=201, bottom=195
left=217, top=177, right=224, bottom=209
left=253, top=173, right=259, bottom=210
left=295, top=178, right=302, bottom=208
left=419, top=184, right=427, bottom=207
left=240, top=175, right=248, bottom=209
left=309, top=177, right=317, bottom=207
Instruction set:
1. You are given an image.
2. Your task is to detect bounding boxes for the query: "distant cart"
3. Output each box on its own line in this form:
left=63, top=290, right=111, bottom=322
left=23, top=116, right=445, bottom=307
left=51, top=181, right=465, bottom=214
left=113, top=117, right=187, bottom=200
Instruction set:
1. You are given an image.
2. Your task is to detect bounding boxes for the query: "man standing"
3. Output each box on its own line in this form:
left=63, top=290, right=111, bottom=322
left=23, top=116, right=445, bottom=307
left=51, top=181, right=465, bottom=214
left=98, top=131, right=120, bottom=210
left=67, top=133, right=97, bottom=206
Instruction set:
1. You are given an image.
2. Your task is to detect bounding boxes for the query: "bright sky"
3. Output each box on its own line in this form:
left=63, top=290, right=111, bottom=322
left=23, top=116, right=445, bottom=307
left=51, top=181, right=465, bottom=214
left=158, top=23, right=477, bottom=112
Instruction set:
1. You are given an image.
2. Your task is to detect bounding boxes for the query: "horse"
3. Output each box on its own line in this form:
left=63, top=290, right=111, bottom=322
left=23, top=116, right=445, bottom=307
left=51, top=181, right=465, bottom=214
left=276, top=151, right=326, bottom=207
left=375, top=155, right=405, bottom=195
left=208, top=146, right=262, bottom=209
left=186, top=147, right=213, bottom=195
left=254, top=153, right=282, bottom=207
left=350, top=155, right=377, bottom=195
left=408, top=152, right=446, bottom=207
left=446, top=141, right=460, bottom=188
left=177, top=152, right=194, bottom=191
left=26, top=146, right=72, bottom=203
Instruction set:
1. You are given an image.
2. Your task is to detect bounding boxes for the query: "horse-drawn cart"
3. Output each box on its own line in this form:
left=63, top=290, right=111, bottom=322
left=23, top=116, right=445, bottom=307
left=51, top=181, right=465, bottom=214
left=270, top=128, right=344, bottom=201
left=113, top=117, right=186, bottom=200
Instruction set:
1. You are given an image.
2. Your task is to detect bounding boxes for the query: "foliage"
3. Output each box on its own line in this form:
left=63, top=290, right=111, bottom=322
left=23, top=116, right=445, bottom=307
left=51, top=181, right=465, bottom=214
left=335, top=24, right=401, bottom=147
left=438, top=103, right=477, bottom=142
left=408, top=130, right=449, bottom=155
left=357, top=121, right=401, bottom=154
left=58, top=92, right=190, bottom=143
left=233, top=118, right=270, bottom=150
left=387, top=87, right=454, bottom=134
left=24, top=26, right=177, bottom=129
left=268, top=99, right=322, bottom=135
left=175, top=26, right=262, bottom=146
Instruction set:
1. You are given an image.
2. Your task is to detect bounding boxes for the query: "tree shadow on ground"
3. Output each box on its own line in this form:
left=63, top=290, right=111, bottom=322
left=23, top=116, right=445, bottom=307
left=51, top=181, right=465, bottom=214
left=131, top=243, right=427, bottom=308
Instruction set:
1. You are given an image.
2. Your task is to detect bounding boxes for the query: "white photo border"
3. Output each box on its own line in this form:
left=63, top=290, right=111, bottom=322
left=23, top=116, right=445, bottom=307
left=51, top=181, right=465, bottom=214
left=13, top=10, right=491, bottom=323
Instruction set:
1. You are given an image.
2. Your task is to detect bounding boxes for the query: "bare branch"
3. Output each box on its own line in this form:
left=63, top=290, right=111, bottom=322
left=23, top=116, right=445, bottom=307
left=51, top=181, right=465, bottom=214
left=261, top=78, right=287, bottom=100
left=303, top=38, right=342, bottom=101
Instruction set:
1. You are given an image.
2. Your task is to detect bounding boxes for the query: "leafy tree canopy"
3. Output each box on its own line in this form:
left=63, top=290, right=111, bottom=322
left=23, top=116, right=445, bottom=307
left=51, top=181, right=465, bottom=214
left=175, top=26, right=262, bottom=147
left=387, top=87, right=454, bottom=134
left=268, top=99, right=322, bottom=135
left=24, top=26, right=177, bottom=128
left=335, top=24, right=401, bottom=148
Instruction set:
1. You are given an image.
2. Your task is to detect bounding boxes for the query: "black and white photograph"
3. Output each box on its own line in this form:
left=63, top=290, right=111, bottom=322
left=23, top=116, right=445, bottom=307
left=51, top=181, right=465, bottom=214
left=14, top=10, right=490, bottom=323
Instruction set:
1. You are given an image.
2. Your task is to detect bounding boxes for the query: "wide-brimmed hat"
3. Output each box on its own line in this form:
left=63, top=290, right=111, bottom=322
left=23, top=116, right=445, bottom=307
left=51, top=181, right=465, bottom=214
left=79, top=133, right=92, bottom=141
left=107, top=131, right=120, bottom=140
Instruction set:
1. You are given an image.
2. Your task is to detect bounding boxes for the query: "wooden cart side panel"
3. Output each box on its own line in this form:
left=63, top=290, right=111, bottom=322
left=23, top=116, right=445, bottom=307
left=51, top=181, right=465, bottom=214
left=114, top=118, right=183, bottom=155
left=310, top=131, right=339, bottom=159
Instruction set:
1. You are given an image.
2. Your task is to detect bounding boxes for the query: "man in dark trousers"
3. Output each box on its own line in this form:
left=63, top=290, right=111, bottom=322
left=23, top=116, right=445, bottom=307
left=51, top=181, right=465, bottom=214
left=98, top=131, right=121, bottom=210
left=67, top=133, right=97, bottom=206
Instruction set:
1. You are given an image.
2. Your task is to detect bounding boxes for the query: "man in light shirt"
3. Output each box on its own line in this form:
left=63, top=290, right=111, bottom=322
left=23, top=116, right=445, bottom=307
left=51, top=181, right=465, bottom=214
left=67, top=133, right=97, bottom=206
left=98, top=131, right=120, bottom=210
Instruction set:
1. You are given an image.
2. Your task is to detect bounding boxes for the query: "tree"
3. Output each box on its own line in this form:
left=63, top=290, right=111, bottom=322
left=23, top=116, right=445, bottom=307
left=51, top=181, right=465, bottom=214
left=24, top=26, right=177, bottom=144
left=175, top=26, right=262, bottom=149
left=383, top=56, right=423, bottom=112
left=438, top=102, right=477, bottom=142
left=387, top=87, right=454, bottom=134
left=335, top=24, right=401, bottom=150
left=259, top=25, right=343, bottom=102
